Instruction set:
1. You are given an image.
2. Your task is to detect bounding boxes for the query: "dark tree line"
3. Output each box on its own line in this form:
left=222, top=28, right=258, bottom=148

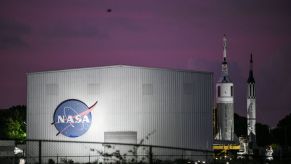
left=272, top=113, right=291, bottom=146
left=0, top=105, right=26, bottom=140
left=234, top=113, right=291, bottom=147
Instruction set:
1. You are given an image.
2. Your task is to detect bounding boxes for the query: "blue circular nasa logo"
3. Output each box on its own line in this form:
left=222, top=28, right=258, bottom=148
left=52, top=99, right=97, bottom=138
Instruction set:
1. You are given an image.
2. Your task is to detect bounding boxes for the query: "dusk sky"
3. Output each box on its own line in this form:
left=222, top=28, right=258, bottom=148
left=1, top=1, right=291, bottom=127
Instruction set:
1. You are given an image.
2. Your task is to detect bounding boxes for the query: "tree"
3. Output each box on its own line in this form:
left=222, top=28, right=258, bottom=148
left=5, top=118, right=26, bottom=140
left=0, top=105, right=26, bottom=140
left=256, top=122, right=271, bottom=146
left=272, top=113, right=291, bottom=146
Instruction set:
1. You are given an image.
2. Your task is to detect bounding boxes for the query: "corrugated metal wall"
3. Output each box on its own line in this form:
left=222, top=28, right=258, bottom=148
left=27, top=65, right=213, bottom=159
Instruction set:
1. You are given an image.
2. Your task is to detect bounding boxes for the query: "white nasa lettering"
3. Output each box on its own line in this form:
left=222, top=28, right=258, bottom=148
left=56, top=115, right=90, bottom=123
left=82, top=115, right=90, bottom=123
left=57, top=116, right=65, bottom=123
left=75, top=115, right=81, bottom=123
left=67, top=116, right=74, bottom=123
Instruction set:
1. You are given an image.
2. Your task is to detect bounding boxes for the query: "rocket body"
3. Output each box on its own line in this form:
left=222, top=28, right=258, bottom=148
left=215, top=35, right=235, bottom=141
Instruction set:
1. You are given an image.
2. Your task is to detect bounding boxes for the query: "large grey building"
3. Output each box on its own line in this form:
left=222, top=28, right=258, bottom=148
left=27, top=65, right=213, bottom=163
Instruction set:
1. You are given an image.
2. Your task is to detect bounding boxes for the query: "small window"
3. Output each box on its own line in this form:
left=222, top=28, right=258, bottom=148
left=183, top=83, right=193, bottom=95
left=46, top=84, right=58, bottom=95
left=218, top=86, right=221, bottom=97
left=87, top=83, right=100, bottom=95
left=231, top=86, right=233, bottom=97
left=142, top=83, right=153, bottom=95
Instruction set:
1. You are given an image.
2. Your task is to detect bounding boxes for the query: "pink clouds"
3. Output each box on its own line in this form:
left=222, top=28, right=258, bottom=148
left=1, top=0, right=291, bottom=126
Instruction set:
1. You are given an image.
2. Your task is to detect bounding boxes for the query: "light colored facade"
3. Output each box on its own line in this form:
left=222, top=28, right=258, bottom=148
left=215, top=35, right=235, bottom=141
left=27, top=65, right=213, bottom=163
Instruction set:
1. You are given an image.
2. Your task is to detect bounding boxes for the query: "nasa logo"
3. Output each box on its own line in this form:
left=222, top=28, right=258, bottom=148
left=52, top=99, right=97, bottom=138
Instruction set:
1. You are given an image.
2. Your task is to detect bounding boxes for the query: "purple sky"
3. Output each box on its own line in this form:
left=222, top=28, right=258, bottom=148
left=1, top=0, right=291, bottom=127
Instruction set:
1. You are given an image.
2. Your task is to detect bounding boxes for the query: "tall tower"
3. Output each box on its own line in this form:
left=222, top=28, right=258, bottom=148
left=247, top=54, right=256, bottom=150
left=215, top=35, right=234, bottom=141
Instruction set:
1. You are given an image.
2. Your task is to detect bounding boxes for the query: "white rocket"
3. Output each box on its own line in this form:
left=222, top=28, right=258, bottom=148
left=247, top=54, right=256, bottom=144
left=215, top=35, right=234, bottom=141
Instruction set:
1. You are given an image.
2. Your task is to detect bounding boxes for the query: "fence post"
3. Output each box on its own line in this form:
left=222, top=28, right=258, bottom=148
left=39, top=140, right=42, bottom=164
left=149, top=146, right=153, bottom=164
left=57, top=154, right=59, bottom=164
left=89, top=154, right=90, bottom=164
left=205, top=152, right=207, bottom=163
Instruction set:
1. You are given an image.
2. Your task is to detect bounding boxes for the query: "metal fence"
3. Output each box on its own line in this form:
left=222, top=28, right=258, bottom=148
left=4, top=139, right=213, bottom=164
left=2, top=140, right=291, bottom=164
